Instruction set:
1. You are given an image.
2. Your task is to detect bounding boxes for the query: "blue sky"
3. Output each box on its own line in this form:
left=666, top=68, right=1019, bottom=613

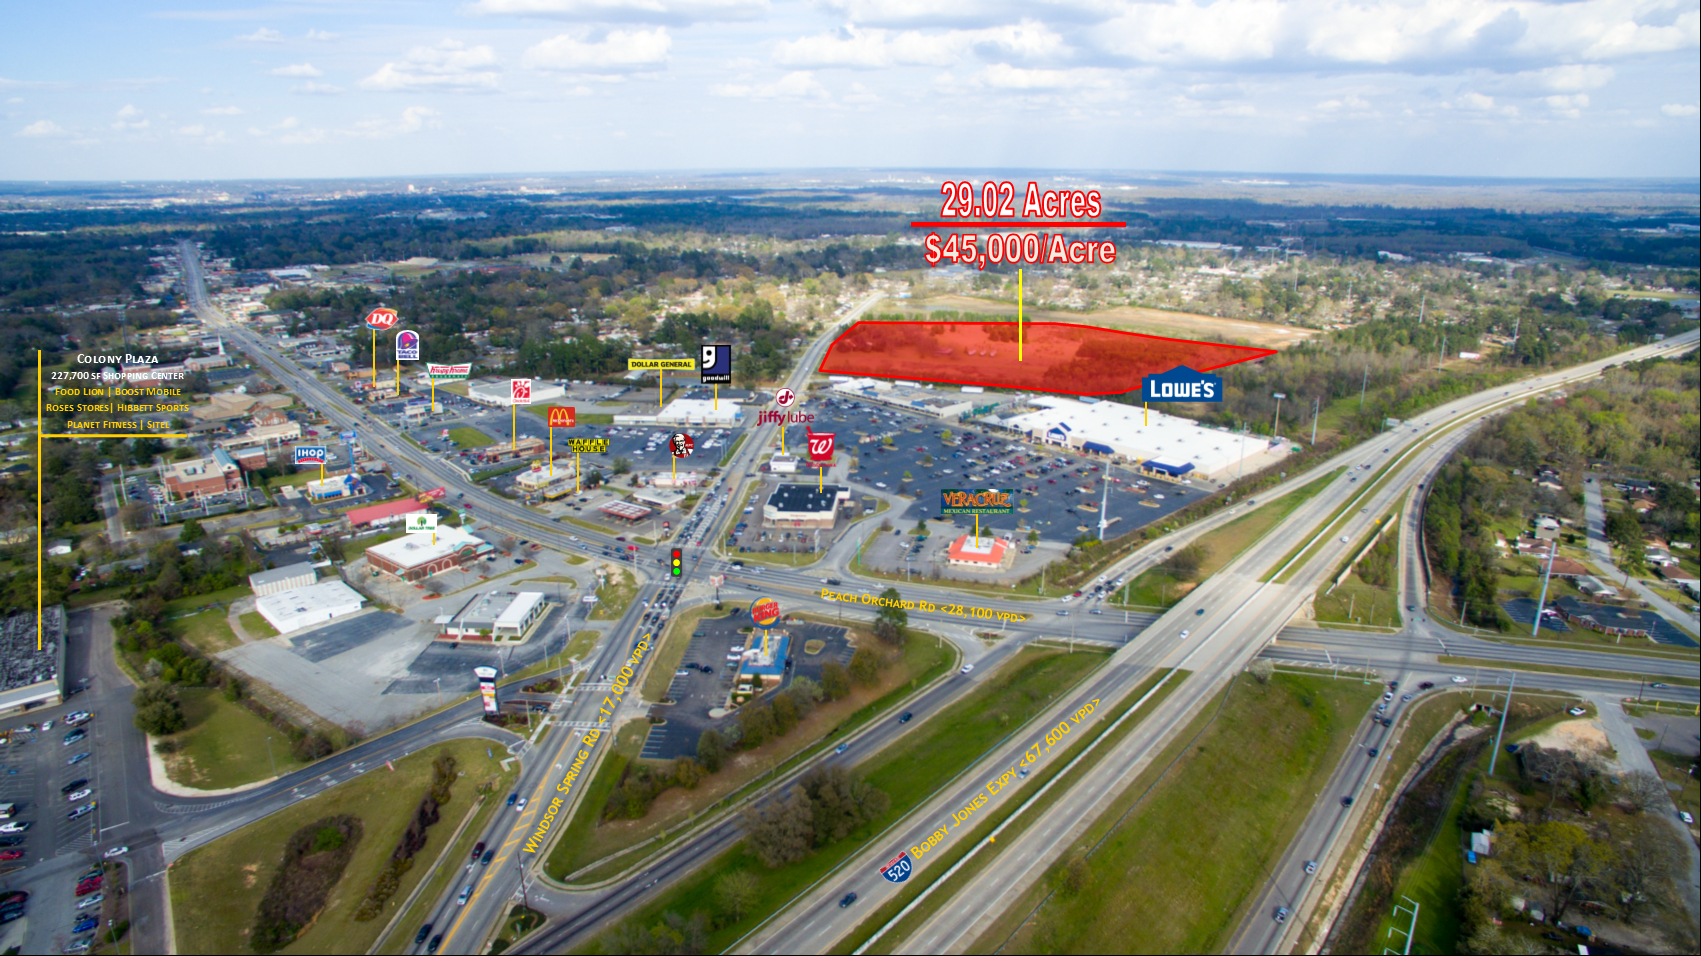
left=3, top=0, right=1697, bottom=181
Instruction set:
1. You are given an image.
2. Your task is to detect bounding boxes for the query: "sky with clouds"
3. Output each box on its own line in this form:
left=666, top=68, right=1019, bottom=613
left=3, top=0, right=1697, bottom=181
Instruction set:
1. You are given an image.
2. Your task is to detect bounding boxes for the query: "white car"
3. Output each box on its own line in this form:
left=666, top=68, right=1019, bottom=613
left=1681, top=811, right=1695, bottom=825
left=1451, top=676, right=1469, bottom=684
left=77, top=894, right=103, bottom=910
left=1179, top=629, right=1191, bottom=639
left=960, top=664, right=974, bottom=674
left=1339, top=536, right=1349, bottom=543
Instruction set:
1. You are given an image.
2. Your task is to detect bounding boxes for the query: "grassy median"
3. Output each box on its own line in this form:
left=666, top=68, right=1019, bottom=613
left=979, top=671, right=1378, bottom=954
left=170, top=738, right=513, bottom=955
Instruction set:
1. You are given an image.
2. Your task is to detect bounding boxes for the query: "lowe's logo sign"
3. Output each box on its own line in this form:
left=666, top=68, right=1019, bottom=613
left=1142, top=366, right=1223, bottom=402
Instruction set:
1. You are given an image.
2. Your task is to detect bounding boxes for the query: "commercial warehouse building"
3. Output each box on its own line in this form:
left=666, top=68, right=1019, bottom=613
left=466, top=378, right=568, bottom=408
left=829, top=378, right=976, bottom=420
left=434, top=590, right=549, bottom=641
left=344, top=497, right=428, bottom=529
left=249, top=561, right=317, bottom=596
left=613, top=396, right=743, bottom=427
left=998, top=396, right=1285, bottom=480
left=255, top=580, right=367, bottom=634
left=0, top=606, right=65, bottom=716
left=763, top=483, right=851, bottom=529
left=365, top=526, right=489, bottom=581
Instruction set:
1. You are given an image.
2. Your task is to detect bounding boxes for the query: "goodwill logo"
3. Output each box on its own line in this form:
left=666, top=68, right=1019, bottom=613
left=880, top=851, right=913, bottom=884
left=1142, top=365, right=1223, bottom=402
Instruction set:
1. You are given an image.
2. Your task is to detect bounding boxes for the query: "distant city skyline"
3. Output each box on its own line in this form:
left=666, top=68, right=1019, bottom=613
left=3, top=0, right=1697, bottom=181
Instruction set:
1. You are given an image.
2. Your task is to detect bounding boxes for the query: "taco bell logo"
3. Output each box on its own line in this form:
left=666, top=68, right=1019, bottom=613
left=1142, top=365, right=1223, bottom=403
left=880, top=851, right=912, bottom=883
left=395, top=329, right=420, bottom=362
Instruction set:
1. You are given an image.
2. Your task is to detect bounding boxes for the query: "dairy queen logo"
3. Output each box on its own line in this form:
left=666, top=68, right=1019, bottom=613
left=880, top=851, right=912, bottom=884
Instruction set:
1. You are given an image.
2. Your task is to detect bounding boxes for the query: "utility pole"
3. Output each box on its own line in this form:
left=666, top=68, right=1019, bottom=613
left=1532, top=544, right=1557, bottom=637
left=1237, top=422, right=1248, bottom=480
left=1486, top=673, right=1517, bottom=777
left=1272, top=392, right=1286, bottom=439
left=1310, top=397, right=1319, bottom=445
left=1359, top=364, right=1369, bottom=410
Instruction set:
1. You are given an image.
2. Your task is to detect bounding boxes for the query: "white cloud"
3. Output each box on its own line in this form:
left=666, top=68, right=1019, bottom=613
left=773, top=21, right=1066, bottom=69
left=1453, top=91, right=1497, bottom=111
left=236, top=27, right=283, bottom=43
left=18, top=119, right=66, bottom=137
left=1518, top=64, right=1615, bottom=92
left=843, top=82, right=879, bottom=104
left=360, top=41, right=501, bottom=92
left=523, top=28, right=672, bottom=72
left=176, top=124, right=207, bottom=136
left=201, top=105, right=244, bottom=115
left=270, top=63, right=324, bottom=78
left=306, top=30, right=339, bottom=41
left=1315, top=94, right=1372, bottom=112
left=1661, top=103, right=1699, bottom=116
left=292, top=82, right=345, bottom=95
left=974, top=64, right=1111, bottom=90
left=711, top=70, right=830, bottom=99
left=470, top=0, right=769, bottom=24
left=113, top=104, right=151, bottom=130
left=1541, top=93, right=1588, bottom=117
left=1078, top=0, right=1701, bottom=70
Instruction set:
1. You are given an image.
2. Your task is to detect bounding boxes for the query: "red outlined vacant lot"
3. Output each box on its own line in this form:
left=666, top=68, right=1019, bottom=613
left=819, top=321, right=1276, bottom=396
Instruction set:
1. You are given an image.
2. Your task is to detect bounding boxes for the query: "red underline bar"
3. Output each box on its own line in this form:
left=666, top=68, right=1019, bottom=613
left=909, top=220, right=1127, bottom=228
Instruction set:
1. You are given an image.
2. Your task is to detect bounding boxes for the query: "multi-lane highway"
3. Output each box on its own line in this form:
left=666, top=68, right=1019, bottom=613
left=169, top=240, right=1698, bottom=954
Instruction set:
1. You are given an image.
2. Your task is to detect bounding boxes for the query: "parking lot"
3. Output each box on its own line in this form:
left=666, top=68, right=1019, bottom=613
left=641, top=613, right=853, bottom=761
left=806, top=398, right=1201, bottom=544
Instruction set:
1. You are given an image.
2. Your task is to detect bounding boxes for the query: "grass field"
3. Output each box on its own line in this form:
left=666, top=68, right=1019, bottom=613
left=177, top=609, right=241, bottom=654
left=575, top=645, right=1107, bottom=953
left=345, top=530, right=406, bottom=561
left=166, top=585, right=252, bottom=614
left=375, top=776, right=525, bottom=955
left=640, top=605, right=725, bottom=702
left=446, top=427, right=494, bottom=449
left=1370, top=767, right=1473, bottom=953
left=1313, top=571, right=1403, bottom=628
left=161, top=687, right=306, bottom=790
left=588, top=568, right=638, bottom=621
left=1116, top=469, right=1341, bottom=608
left=265, top=471, right=317, bottom=490
left=543, top=719, right=647, bottom=882
left=548, top=634, right=956, bottom=883
left=987, top=671, right=1379, bottom=954
left=239, top=611, right=280, bottom=638
left=850, top=669, right=1182, bottom=954
left=170, top=739, right=512, bottom=955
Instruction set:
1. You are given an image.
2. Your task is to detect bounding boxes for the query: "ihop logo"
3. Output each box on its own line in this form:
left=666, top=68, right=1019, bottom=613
left=1142, top=365, right=1223, bottom=403
left=880, top=851, right=912, bottom=883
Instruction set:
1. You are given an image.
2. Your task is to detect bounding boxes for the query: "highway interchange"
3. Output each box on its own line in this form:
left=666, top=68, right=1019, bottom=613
left=54, top=243, right=1688, bottom=954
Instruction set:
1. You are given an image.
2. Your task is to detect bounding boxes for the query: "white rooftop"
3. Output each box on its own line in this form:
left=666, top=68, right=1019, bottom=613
left=1003, top=396, right=1257, bottom=476
left=254, top=580, right=366, bottom=635
left=658, top=397, right=742, bottom=423
left=365, top=525, right=484, bottom=570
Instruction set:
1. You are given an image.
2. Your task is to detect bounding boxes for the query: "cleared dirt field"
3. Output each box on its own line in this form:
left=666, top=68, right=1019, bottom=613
left=884, top=294, right=1315, bottom=350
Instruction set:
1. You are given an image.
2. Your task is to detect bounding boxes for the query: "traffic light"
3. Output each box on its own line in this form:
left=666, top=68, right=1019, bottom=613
left=671, top=549, right=682, bottom=576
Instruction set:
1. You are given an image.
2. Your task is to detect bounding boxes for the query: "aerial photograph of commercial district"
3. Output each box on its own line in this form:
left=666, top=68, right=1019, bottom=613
left=0, top=2, right=1697, bottom=955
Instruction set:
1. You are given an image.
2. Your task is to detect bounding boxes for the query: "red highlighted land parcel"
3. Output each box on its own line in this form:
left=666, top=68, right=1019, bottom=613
left=819, top=321, right=1276, bottom=396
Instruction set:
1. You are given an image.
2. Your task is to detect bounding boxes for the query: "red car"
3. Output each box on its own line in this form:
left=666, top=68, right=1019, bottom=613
left=0, top=850, right=22, bottom=861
